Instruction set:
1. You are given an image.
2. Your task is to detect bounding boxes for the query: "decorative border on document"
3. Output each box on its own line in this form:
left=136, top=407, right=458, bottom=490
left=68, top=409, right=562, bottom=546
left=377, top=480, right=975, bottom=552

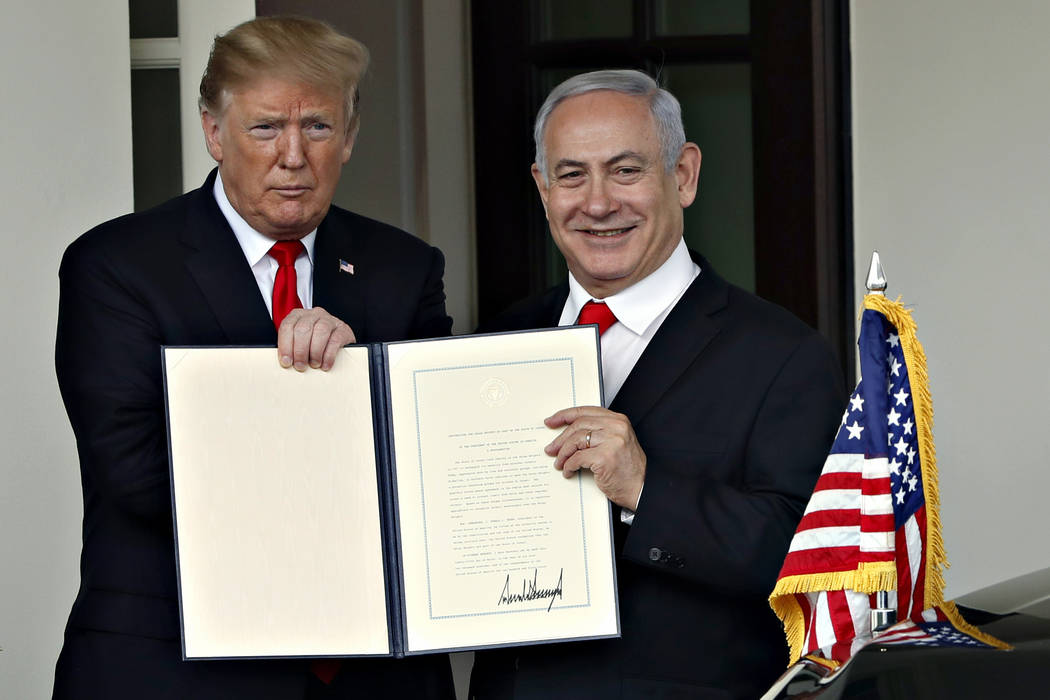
left=411, top=358, right=593, bottom=619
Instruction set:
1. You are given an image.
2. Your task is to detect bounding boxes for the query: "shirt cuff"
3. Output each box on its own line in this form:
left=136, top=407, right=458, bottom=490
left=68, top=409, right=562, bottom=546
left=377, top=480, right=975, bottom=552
left=620, top=484, right=643, bottom=525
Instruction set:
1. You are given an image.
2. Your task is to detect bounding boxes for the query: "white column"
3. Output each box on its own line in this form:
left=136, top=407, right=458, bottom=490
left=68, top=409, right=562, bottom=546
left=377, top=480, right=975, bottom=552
left=179, top=0, right=255, bottom=191
left=0, top=1, right=133, bottom=697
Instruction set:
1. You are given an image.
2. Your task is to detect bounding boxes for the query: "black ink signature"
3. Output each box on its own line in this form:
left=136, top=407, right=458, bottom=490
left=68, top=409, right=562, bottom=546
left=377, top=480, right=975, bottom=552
left=497, top=568, right=564, bottom=612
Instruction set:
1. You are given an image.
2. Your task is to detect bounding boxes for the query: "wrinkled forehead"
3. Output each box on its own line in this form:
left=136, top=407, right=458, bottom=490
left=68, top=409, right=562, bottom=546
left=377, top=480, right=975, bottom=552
left=544, top=92, right=659, bottom=156
left=215, top=75, right=354, bottom=121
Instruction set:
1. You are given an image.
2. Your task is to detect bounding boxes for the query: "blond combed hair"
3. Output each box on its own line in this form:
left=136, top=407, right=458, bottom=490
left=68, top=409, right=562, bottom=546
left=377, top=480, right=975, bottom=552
left=199, top=15, right=370, bottom=134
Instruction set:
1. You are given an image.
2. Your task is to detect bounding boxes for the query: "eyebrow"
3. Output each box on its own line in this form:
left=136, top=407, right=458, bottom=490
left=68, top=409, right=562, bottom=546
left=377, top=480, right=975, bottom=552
left=606, top=151, right=647, bottom=166
left=243, top=110, right=336, bottom=126
left=553, top=151, right=648, bottom=170
left=298, top=111, right=334, bottom=125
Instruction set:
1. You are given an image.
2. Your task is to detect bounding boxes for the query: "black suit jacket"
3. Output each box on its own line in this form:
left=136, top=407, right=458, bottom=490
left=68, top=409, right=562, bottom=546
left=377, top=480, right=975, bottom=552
left=470, top=254, right=845, bottom=700
left=53, top=171, right=455, bottom=699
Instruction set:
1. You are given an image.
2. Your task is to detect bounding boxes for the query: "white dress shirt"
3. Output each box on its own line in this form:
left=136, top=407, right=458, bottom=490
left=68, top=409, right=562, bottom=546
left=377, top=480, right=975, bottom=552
left=558, top=238, right=700, bottom=520
left=213, top=172, right=317, bottom=317
left=558, top=238, right=700, bottom=405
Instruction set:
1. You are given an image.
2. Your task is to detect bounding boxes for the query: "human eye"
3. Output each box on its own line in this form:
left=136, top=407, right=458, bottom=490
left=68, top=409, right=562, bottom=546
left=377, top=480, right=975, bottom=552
left=248, top=123, right=278, bottom=139
left=556, top=169, right=585, bottom=185
left=305, top=121, right=334, bottom=139
left=613, top=164, right=645, bottom=182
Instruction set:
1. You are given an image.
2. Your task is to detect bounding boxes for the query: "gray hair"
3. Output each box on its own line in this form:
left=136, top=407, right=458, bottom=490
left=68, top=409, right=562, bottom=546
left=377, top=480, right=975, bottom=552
left=533, top=69, right=687, bottom=181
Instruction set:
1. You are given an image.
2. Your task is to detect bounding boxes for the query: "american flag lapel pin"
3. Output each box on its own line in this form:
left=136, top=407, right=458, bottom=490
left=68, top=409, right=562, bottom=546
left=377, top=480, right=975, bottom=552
left=338, top=259, right=355, bottom=275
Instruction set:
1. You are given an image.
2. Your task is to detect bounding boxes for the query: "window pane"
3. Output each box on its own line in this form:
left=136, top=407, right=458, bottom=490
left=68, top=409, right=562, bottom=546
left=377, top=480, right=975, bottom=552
left=131, top=68, right=183, bottom=211
left=538, top=0, right=632, bottom=41
left=654, top=0, right=749, bottom=36
left=665, top=64, right=754, bottom=291
left=129, top=0, right=179, bottom=38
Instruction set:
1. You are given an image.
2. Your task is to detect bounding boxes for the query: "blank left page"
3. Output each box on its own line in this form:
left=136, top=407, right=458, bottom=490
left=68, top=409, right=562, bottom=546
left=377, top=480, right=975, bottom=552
left=164, top=346, right=390, bottom=658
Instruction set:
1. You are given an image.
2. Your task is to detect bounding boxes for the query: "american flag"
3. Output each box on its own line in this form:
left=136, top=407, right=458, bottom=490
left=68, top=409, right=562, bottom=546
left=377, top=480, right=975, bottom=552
left=770, top=295, right=952, bottom=665
left=871, top=614, right=997, bottom=649
left=769, top=295, right=1006, bottom=669
left=797, top=605, right=997, bottom=671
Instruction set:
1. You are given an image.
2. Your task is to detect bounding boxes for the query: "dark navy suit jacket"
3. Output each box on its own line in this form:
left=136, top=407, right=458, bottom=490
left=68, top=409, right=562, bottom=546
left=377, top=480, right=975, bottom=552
left=53, top=170, right=454, bottom=699
left=470, top=253, right=845, bottom=700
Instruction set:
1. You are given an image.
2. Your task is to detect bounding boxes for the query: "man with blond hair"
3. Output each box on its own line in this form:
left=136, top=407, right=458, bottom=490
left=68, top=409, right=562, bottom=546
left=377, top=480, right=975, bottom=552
left=53, top=16, right=453, bottom=699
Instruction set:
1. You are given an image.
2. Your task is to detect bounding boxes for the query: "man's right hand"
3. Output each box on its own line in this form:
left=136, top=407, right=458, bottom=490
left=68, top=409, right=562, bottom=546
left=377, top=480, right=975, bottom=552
left=276, top=306, right=356, bottom=371
left=544, top=405, right=647, bottom=510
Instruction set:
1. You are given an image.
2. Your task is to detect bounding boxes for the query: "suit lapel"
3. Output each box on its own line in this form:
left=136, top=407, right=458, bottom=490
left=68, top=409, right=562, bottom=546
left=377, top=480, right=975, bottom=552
left=542, top=284, right=569, bottom=327
left=609, top=254, right=729, bottom=425
left=180, top=174, right=275, bottom=344
left=312, top=217, right=368, bottom=340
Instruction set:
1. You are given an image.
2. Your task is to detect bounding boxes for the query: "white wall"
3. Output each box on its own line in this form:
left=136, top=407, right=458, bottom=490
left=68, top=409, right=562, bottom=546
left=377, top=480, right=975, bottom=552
left=0, top=3, right=474, bottom=695
left=0, top=1, right=134, bottom=696
left=850, top=1, right=1050, bottom=599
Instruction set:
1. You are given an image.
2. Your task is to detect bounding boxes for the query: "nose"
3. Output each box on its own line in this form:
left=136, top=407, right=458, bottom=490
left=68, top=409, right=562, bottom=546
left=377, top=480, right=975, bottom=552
left=582, top=176, right=618, bottom=218
left=277, top=128, right=306, bottom=169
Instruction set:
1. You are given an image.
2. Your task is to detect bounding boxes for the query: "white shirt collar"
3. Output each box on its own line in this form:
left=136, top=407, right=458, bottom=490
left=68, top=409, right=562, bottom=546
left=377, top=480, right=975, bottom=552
left=213, top=170, right=316, bottom=266
left=560, top=238, right=699, bottom=336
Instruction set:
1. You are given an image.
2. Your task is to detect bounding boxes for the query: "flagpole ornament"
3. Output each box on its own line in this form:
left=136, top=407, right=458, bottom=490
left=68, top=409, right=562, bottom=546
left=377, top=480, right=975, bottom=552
left=868, top=251, right=897, bottom=632
left=865, top=251, right=887, bottom=295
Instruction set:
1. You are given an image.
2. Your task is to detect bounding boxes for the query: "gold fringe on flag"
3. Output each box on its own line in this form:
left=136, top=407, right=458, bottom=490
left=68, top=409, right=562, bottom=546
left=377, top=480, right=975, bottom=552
left=770, top=562, right=897, bottom=663
left=802, top=654, right=841, bottom=672
left=769, top=594, right=806, bottom=662
left=862, top=294, right=1010, bottom=651
left=938, top=600, right=1012, bottom=649
left=862, top=294, right=948, bottom=609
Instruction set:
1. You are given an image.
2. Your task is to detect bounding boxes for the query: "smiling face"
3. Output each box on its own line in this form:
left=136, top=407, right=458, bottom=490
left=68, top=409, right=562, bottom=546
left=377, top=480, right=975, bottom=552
left=533, top=90, right=701, bottom=298
left=201, top=77, right=355, bottom=240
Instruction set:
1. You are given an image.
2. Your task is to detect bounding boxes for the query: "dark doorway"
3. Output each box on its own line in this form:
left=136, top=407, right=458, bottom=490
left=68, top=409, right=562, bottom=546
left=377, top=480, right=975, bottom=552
left=472, top=0, right=854, bottom=382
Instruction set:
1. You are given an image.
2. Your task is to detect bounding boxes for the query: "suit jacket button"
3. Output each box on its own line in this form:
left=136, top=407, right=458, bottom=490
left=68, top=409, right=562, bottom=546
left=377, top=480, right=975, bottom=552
left=648, top=547, right=662, bottom=562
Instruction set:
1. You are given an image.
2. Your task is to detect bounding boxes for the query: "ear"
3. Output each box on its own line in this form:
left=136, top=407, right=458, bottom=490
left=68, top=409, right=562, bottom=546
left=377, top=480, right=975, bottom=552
left=201, top=109, right=223, bottom=163
left=530, top=163, right=550, bottom=218
left=675, top=143, right=702, bottom=208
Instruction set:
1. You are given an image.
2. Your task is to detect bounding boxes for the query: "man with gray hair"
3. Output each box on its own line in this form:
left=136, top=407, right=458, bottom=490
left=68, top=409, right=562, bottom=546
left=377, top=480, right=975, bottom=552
left=470, top=69, right=843, bottom=698
left=53, top=16, right=453, bottom=699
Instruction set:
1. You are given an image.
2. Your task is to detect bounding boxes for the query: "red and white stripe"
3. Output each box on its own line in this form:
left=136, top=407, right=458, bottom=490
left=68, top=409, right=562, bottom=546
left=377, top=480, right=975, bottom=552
left=779, top=453, right=894, bottom=579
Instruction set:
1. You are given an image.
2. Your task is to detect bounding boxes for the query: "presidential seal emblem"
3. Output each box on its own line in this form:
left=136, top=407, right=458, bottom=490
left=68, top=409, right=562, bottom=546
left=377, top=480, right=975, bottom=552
left=480, top=377, right=510, bottom=407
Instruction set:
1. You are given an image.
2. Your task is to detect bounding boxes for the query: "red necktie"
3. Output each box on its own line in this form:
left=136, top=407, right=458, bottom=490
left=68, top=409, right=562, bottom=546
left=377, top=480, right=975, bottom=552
left=267, top=240, right=305, bottom=330
left=576, top=300, right=618, bottom=336
left=268, top=245, right=341, bottom=686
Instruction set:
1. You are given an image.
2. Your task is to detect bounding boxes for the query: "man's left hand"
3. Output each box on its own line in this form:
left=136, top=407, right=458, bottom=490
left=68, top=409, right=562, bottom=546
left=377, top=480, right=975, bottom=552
left=545, top=406, right=646, bottom=510
left=277, top=306, right=357, bottom=371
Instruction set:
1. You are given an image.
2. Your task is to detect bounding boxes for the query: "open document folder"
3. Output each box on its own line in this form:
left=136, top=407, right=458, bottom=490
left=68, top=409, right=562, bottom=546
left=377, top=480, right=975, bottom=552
left=162, top=327, right=620, bottom=660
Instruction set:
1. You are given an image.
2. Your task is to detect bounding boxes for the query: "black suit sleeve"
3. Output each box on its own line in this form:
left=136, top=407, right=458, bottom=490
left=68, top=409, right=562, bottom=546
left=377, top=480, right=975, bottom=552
left=408, top=246, right=454, bottom=339
left=622, top=332, right=844, bottom=597
left=55, top=239, right=171, bottom=526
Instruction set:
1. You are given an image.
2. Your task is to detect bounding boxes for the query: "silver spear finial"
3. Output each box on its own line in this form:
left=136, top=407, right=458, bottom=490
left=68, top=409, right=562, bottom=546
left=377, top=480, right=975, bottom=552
left=866, top=249, right=895, bottom=634
left=866, top=251, right=887, bottom=295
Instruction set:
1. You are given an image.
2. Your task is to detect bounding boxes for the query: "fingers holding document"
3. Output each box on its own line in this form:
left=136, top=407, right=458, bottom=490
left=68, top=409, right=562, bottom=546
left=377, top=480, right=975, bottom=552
left=544, top=405, right=646, bottom=510
left=277, top=306, right=357, bottom=372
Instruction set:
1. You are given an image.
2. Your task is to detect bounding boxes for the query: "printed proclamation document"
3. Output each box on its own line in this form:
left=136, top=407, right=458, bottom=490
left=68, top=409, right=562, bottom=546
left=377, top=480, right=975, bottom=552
left=164, top=327, right=619, bottom=659
left=386, top=328, right=618, bottom=653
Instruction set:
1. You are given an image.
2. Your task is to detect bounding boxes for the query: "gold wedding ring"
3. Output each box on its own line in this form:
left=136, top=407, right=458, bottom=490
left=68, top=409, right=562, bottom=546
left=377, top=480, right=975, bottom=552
left=585, top=431, right=592, bottom=448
